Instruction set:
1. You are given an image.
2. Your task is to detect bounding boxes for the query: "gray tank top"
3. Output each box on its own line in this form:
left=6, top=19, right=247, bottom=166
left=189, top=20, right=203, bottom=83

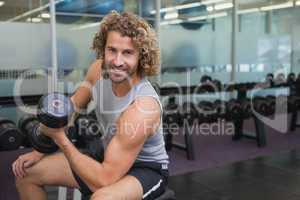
left=92, top=78, right=169, bottom=165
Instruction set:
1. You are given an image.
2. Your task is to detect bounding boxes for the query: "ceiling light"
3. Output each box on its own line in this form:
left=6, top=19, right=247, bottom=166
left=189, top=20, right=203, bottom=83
left=160, top=12, right=227, bottom=26
left=150, top=0, right=226, bottom=14
left=187, top=12, right=227, bottom=22
left=150, top=2, right=201, bottom=14
left=0, top=1, right=5, bottom=7
left=260, top=1, right=293, bottom=11
left=206, top=6, right=214, bottom=12
left=164, top=10, right=179, bottom=20
left=40, top=13, right=50, bottom=18
left=214, top=2, right=233, bottom=10
left=201, top=0, right=227, bottom=5
left=70, top=22, right=101, bottom=31
left=237, top=8, right=260, bottom=14
left=31, top=17, right=42, bottom=23
left=160, top=19, right=184, bottom=26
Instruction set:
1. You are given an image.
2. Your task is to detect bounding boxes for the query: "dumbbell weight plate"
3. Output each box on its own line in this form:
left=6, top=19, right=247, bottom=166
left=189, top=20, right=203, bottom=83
left=180, top=102, right=198, bottom=125
left=0, top=118, right=24, bottom=151
left=18, top=115, right=39, bottom=147
left=239, top=99, right=251, bottom=119
left=18, top=115, right=38, bottom=133
left=28, top=123, right=59, bottom=153
left=225, top=99, right=242, bottom=121
left=37, top=93, right=74, bottom=128
left=253, top=97, right=269, bottom=116
left=265, top=96, right=276, bottom=116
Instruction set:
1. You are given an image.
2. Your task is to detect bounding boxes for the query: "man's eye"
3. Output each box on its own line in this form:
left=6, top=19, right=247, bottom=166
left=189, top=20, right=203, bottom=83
left=124, top=51, right=133, bottom=55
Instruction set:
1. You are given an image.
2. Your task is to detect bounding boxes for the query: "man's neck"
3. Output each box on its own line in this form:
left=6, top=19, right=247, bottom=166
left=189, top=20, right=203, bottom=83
left=111, top=75, right=142, bottom=97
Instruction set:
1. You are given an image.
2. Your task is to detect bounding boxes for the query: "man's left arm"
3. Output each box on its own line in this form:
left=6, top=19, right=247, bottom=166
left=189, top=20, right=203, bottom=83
left=50, top=96, right=161, bottom=192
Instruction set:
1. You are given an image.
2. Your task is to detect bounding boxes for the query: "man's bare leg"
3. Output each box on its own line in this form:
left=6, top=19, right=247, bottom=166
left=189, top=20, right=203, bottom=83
left=90, top=175, right=143, bottom=200
left=15, top=152, right=79, bottom=200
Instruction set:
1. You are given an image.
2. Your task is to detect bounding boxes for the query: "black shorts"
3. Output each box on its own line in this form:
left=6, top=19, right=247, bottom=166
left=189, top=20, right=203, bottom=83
left=71, top=159, right=169, bottom=200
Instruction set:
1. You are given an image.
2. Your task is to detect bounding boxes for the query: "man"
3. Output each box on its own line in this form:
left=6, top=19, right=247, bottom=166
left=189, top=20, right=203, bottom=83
left=12, top=11, right=169, bottom=200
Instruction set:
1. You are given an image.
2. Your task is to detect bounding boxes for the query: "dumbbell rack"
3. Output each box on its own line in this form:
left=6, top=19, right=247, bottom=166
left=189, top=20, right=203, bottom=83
left=232, top=115, right=266, bottom=147
left=160, top=83, right=268, bottom=160
left=167, top=124, right=196, bottom=160
left=160, top=86, right=196, bottom=160
left=232, top=85, right=267, bottom=147
left=290, top=110, right=300, bottom=131
left=0, top=95, right=42, bottom=106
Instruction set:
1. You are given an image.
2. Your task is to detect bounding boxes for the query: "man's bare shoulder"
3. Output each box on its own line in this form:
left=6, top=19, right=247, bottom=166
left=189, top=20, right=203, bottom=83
left=85, top=59, right=103, bottom=85
left=133, top=96, right=161, bottom=116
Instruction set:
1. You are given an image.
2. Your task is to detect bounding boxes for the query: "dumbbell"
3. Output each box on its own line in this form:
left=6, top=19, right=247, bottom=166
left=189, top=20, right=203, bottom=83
left=19, top=114, right=80, bottom=152
left=163, top=97, right=180, bottom=125
left=197, top=84, right=215, bottom=93
left=74, top=114, right=104, bottom=162
left=27, top=93, right=74, bottom=153
left=0, top=118, right=24, bottom=151
left=252, top=97, right=269, bottom=116
left=162, top=98, right=180, bottom=151
left=239, top=98, right=252, bottom=119
left=288, top=96, right=300, bottom=112
left=246, top=82, right=256, bottom=90
left=212, top=79, right=222, bottom=91
left=213, top=100, right=227, bottom=119
left=225, top=99, right=242, bottom=121
left=18, top=115, right=39, bottom=147
left=198, top=101, right=217, bottom=123
left=265, top=95, right=276, bottom=116
left=225, top=83, right=235, bottom=92
left=180, top=102, right=198, bottom=125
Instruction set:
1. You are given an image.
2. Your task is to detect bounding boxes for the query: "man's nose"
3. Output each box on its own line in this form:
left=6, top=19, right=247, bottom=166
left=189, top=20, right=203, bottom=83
left=112, top=53, right=124, bottom=67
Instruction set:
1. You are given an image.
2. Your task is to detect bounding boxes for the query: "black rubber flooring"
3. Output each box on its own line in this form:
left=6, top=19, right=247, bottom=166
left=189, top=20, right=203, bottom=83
left=169, top=149, right=300, bottom=200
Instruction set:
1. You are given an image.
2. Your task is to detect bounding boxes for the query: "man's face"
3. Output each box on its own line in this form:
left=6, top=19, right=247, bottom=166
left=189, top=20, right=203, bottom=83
left=104, top=31, right=140, bottom=83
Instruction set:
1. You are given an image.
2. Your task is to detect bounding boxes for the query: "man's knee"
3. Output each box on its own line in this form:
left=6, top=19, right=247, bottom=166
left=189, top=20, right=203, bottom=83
left=15, top=175, right=41, bottom=191
left=15, top=166, right=45, bottom=190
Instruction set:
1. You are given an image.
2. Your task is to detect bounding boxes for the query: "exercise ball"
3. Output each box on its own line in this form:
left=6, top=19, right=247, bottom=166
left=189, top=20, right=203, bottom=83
left=168, top=43, right=198, bottom=66
left=42, top=38, right=78, bottom=78
left=178, top=0, right=207, bottom=30
left=56, top=0, right=87, bottom=12
left=55, top=0, right=87, bottom=23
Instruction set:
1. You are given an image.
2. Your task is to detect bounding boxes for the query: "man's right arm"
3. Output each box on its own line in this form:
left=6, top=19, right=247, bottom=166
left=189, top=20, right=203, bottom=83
left=37, top=59, right=102, bottom=154
left=12, top=60, right=102, bottom=178
left=71, top=59, right=102, bottom=111
left=21, top=59, right=102, bottom=158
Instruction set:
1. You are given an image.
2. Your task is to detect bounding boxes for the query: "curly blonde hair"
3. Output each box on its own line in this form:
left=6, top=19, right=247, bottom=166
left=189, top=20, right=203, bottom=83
left=92, top=11, right=160, bottom=77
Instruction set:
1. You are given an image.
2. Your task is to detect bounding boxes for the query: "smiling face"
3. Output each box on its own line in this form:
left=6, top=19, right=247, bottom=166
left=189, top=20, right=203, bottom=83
left=103, top=31, right=140, bottom=84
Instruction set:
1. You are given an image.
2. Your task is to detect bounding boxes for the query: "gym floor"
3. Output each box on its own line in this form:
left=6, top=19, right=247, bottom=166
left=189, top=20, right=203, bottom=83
left=169, top=149, right=300, bottom=200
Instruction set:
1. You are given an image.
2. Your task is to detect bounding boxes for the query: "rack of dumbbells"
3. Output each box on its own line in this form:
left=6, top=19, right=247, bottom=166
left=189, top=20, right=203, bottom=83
left=226, top=83, right=268, bottom=147
left=289, top=75, right=300, bottom=131
left=160, top=79, right=300, bottom=160
left=160, top=84, right=223, bottom=160
left=161, top=86, right=196, bottom=160
left=0, top=95, right=42, bottom=151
